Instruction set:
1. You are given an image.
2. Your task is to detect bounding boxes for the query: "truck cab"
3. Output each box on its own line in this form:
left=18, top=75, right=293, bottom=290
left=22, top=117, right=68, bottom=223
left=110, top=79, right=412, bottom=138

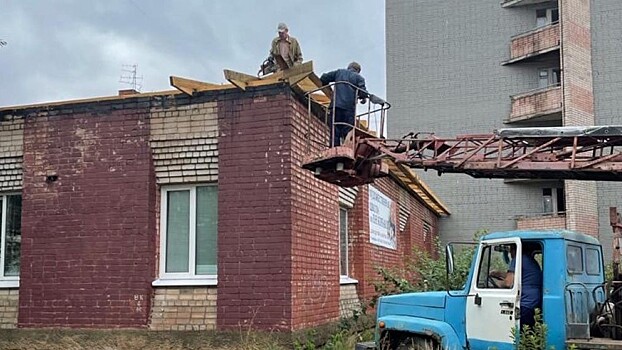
left=366, top=230, right=607, bottom=350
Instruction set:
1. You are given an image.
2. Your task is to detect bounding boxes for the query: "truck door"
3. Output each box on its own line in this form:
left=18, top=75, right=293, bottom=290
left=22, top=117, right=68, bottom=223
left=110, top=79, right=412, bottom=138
left=466, top=238, right=521, bottom=349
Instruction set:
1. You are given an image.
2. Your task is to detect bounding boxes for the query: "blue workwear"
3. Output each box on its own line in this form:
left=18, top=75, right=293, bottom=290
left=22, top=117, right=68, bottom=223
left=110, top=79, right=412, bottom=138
left=320, top=68, right=367, bottom=112
left=320, top=68, right=368, bottom=146
left=509, top=253, right=543, bottom=328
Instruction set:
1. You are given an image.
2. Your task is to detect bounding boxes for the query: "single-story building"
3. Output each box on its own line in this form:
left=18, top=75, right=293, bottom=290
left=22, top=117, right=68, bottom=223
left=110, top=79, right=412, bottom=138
left=0, top=64, right=449, bottom=331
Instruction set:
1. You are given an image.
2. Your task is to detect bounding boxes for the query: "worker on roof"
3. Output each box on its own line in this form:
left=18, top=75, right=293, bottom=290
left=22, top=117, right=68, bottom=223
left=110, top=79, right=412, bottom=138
left=320, top=62, right=368, bottom=146
left=270, top=23, right=303, bottom=70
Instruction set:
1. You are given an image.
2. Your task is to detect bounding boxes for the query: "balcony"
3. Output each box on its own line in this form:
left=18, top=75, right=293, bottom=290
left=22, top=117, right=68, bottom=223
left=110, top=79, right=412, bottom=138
left=503, top=23, right=560, bottom=65
left=506, top=85, right=562, bottom=124
left=501, top=0, right=556, bottom=8
left=516, top=213, right=566, bottom=230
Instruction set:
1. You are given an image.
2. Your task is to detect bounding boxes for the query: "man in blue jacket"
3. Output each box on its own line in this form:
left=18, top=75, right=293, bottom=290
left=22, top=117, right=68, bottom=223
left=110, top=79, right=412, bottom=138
left=492, top=243, right=543, bottom=330
left=320, top=62, right=368, bottom=146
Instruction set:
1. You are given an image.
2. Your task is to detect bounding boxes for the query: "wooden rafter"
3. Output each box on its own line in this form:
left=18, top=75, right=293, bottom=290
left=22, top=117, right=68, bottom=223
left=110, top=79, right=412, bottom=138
left=223, top=70, right=261, bottom=91
left=170, top=76, right=230, bottom=95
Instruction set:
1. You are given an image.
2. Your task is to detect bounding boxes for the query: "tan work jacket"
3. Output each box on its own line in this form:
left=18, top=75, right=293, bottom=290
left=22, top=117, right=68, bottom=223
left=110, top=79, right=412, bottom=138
left=270, top=36, right=303, bottom=68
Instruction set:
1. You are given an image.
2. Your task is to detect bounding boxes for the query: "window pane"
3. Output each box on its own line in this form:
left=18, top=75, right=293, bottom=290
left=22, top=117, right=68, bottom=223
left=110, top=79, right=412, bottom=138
left=339, top=208, right=348, bottom=276
left=477, top=244, right=514, bottom=289
left=567, top=245, right=583, bottom=274
left=476, top=246, right=491, bottom=288
left=4, top=195, right=21, bottom=276
left=196, top=186, right=218, bottom=275
left=166, top=191, right=190, bottom=273
left=586, top=248, right=600, bottom=275
left=551, top=8, right=559, bottom=22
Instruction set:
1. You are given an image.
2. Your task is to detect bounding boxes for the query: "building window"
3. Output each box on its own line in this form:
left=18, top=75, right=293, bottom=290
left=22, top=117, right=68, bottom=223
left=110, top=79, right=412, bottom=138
left=536, top=8, right=559, bottom=27
left=1, top=194, right=21, bottom=280
left=542, top=187, right=565, bottom=214
left=538, top=68, right=561, bottom=88
left=339, top=207, right=349, bottom=277
left=159, top=185, right=217, bottom=282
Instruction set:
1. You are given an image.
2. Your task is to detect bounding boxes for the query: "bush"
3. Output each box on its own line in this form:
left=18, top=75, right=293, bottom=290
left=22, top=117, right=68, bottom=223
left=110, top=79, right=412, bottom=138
left=510, top=309, right=551, bottom=350
left=370, top=230, right=486, bottom=305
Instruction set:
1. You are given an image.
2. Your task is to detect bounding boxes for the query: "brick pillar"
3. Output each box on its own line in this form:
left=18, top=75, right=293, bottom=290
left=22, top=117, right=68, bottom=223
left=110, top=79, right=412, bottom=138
left=19, top=106, right=157, bottom=327
left=217, top=85, right=340, bottom=331
left=560, top=0, right=598, bottom=236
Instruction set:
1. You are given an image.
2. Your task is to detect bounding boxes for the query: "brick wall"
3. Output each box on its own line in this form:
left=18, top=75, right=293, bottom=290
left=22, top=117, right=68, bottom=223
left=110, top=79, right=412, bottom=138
left=150, top=287, right=217, bottom=330
left=217, top=85, right=296, bottom=331
left=592, top=0, right=622, bottom=260
left=509, top=86, right=562, bottom=122
left=350, top=178, right=439, bottom=301
left=516, top=214, right=566, bottom=230
left=510, top=23, right=560, bottom=60
left=0, top=115, right=23, bottom=192
left=560, top=0, right=598, bottom=237
left=387, top=0, right=562, bottom=244
left=0, top=114, right=22, bottom=329
left=290, top=92, right=340, bottom=330
left=0, top=289, right=18, bottom=329
left=339, top=284, right=360, bottom=318
left=18, top=101, right=157, bottom=327
left=150, top=102, right=218, bottom=184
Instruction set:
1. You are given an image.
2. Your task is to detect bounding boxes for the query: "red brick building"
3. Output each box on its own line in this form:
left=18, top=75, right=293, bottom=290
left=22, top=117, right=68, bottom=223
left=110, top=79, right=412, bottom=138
left=0, top=75, right=448, bottom=330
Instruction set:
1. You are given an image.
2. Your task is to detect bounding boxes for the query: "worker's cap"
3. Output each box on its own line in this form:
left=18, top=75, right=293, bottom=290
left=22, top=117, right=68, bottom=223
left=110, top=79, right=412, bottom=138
left=277, top=23, right=288, bottom=33
left=347, top=61, right=362, bottom=73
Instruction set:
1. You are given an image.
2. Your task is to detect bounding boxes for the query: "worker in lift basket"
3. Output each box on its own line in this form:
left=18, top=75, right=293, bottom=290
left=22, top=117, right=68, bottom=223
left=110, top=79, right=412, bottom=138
left=320, top=62, right=369, bottom=147
left=270, top=22, right=303, bottom=69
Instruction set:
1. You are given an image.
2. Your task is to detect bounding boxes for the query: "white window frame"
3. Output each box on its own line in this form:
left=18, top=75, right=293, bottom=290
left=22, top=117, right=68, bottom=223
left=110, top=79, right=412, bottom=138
left=339, top=206, right=358, bottom=285
left=153, top=184, right=217, bottom=287
left=0, top=193, right=20, bottom=288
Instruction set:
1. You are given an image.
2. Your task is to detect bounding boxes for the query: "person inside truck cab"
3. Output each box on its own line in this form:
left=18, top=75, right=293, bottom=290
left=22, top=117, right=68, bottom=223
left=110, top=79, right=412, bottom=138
left=491, top=243, right=543, bottom=329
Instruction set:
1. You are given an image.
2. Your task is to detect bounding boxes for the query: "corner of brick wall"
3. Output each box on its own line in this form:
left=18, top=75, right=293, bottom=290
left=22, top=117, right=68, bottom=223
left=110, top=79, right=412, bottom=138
left=289, top=93, right=340, bottom=330
left=217, top=85, right=295, bottom=331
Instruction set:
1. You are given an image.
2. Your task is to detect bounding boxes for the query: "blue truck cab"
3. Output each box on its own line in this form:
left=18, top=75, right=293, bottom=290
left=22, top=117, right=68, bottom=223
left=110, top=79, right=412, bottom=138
left=364, top=230, right=610, bottom=350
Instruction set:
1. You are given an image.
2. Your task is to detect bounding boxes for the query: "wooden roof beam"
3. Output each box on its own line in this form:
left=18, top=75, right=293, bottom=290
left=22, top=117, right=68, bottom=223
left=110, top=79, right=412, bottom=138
left=223, top=70, right=261, bottom=91
left=169, top=76, right=229, bottom=95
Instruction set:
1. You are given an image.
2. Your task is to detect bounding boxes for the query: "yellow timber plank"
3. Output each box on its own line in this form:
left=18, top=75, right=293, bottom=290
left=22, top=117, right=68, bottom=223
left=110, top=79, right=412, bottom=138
left=169, top=76, right=232, bottom=95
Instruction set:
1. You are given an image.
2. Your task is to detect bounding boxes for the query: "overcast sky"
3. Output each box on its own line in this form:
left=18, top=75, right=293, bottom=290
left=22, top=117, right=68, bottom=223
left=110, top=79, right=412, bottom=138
left=0, top=0, right=386, bottom=107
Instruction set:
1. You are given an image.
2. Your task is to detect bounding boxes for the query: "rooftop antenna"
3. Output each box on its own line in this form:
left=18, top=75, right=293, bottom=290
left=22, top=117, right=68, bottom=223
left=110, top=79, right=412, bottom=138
left=119, top=64, right=143, bottom=92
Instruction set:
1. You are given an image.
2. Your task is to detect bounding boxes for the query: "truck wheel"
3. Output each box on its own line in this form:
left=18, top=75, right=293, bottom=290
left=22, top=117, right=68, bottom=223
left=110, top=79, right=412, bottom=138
left=396, top=337, right=442, bottom=350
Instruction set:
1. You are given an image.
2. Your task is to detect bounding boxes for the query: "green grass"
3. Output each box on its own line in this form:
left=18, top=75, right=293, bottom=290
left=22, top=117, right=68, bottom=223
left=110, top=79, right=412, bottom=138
left=0, top=329, right=288, bottom=350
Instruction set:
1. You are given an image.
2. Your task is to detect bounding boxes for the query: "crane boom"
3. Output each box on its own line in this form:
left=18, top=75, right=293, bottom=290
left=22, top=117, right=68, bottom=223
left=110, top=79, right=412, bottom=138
left=302, top=125, right=622, bottom=187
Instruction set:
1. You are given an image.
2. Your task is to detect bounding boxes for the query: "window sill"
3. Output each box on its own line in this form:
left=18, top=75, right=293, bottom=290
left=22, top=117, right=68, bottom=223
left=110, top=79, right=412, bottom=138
left=0, top=280, right=19, bottom=288
left=152, top=278, right=217, bottom=287
left=340, top=276, right=358, bottom=285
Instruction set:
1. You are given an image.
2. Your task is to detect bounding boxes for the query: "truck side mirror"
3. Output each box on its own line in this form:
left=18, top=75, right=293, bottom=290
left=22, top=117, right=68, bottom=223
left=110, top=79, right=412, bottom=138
left=446, top=244, right=455, bottom=275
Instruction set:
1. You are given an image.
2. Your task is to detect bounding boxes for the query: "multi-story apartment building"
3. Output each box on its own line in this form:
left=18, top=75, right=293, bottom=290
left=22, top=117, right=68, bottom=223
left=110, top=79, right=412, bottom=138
left=387, top=0, right=622, bottom=253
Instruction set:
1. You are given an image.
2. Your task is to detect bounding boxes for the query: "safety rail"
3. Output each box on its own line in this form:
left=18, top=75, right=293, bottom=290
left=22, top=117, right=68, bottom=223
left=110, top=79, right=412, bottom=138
left=304, top=81, right=391, bottom=152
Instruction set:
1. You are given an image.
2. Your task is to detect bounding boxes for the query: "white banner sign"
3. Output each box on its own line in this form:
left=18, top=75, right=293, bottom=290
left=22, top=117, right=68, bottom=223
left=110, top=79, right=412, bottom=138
left=369, top=186, right=397, bottom=250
